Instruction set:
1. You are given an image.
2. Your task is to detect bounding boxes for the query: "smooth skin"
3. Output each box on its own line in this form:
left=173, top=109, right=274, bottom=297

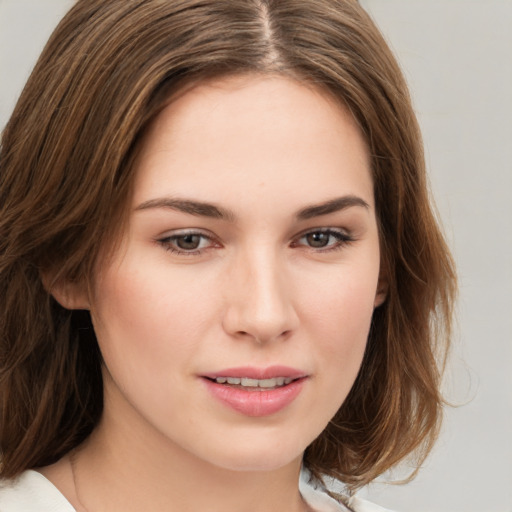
left=43, top=74, right=386, bottom=512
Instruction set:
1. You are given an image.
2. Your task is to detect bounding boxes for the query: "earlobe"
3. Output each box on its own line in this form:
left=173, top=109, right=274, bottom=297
left=374, top=288, right=387, bottom=308
left=41, top=273, right=90, bottom=310
left=374, top=276, right=388, bottom=308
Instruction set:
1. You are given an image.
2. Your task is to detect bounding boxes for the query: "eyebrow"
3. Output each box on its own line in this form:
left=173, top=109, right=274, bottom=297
left=296, top=195, right=370, bottom=220
left=135, top=198, right=236, bottom=222
left=134, top=195, right=369, bottom=221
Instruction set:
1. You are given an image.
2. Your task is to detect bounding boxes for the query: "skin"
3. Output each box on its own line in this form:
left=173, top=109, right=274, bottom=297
left=43, top=74, right=385, bottom=512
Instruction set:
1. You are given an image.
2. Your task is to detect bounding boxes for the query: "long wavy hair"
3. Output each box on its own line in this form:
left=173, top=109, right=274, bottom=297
left=0, top=0, right=456, bottom=490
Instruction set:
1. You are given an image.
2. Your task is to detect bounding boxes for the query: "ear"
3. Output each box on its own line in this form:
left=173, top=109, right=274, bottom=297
left=374, top=272, right=388, bottom=308
left=41, top=273, right=90, bottom=310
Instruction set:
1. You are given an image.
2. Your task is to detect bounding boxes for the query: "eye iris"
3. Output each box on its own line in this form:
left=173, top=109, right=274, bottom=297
left=176, top=234, right=201, bottom=250
left=306, top=232, right=330, bottom=248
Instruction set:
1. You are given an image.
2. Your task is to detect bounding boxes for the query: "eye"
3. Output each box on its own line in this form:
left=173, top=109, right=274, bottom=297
left=158, top=231, right=216, bottom=255
left=293, top=229, right=353, bottom=251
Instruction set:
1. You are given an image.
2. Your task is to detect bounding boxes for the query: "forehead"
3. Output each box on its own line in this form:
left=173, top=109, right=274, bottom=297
left=132, top=74, right=373, bottom=213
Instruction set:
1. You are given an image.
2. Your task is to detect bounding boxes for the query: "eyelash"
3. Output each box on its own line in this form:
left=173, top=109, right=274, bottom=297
left=158, top=231, right=217, bottom=256
left=292, top=228, right=354, bottom=252
left=157, top=228, right=354, bottom=256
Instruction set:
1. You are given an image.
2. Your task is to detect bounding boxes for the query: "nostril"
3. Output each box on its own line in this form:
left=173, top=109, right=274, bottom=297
left=221, top=288, right=299, bottom=344
left=234, top=328, right=293, bottom=344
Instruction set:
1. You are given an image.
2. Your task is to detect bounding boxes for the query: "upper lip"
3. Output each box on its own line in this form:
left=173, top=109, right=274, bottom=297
left=201, top=366, right=307, bottom=380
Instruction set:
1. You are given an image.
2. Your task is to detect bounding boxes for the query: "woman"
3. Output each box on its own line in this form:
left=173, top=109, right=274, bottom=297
left=0, top=1, right=456, bottom=511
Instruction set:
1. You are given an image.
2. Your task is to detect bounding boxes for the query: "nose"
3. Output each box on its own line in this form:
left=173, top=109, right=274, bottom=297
left=221, top=248, right=299, bottom=344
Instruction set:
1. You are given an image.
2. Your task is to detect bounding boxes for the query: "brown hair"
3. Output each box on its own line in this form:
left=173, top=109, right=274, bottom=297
left=0, top=0, right=456, bottom=490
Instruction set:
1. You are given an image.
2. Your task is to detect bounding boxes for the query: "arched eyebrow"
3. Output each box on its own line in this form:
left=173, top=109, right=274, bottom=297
left=134, top=195, right=369, bottom=221
left=296, top=195, right=369, bottom=220
left=135, top=198, right=236, bottom=222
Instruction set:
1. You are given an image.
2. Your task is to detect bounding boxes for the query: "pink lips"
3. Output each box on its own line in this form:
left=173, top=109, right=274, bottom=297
left=202, top=366, right=307, bottom=417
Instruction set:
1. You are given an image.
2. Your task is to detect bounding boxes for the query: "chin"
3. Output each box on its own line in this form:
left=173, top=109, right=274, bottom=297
left=195, top=433, right=308, bottom=473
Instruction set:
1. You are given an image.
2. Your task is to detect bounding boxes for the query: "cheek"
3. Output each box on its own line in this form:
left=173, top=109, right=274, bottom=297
left=316, top=291, right=373, bottom=377
left=301, top=261, right=378, bottom=334
left=90, top=259, right=213, bottom=377
left=297, top=262, right=378, bottom=386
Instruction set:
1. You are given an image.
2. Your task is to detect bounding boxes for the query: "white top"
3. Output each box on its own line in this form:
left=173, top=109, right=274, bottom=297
left=0, top=469, right=393, bottom=512
left=0, top=471, right=74, bottom=512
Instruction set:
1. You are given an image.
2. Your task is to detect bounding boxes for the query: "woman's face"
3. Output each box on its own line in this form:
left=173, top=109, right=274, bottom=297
left=87, top=75, right=384, bottom=472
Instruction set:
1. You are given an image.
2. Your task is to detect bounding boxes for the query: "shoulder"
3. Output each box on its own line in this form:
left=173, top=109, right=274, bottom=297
left=299, top=469, right=396, bottom=512
left=347, top=495, right=396, bottom=512
left=0, top=470, right=75, bottom=512
left=1, top=469, right=396, bottom=512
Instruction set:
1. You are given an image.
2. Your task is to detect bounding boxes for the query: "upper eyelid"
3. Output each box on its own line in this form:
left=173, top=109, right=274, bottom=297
left=156, top=230, right=219, bottom=250
left=293, top=226, right=351, bottom=239
left=157, top=228, right=215, bottom=240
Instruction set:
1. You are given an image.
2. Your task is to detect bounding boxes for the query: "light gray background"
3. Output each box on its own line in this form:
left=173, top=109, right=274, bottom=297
left=1, top=1, right=511, bottom=511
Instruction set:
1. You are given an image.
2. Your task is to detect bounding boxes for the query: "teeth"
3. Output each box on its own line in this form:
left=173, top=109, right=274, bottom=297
left=259, top=378, right=278, bottom=388
left=214, top=376, right=295, bottom=388
left=241, top=378, right=259, bottom=387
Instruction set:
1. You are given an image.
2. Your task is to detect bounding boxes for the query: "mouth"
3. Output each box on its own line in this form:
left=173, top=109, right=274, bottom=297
left=205, top=376, right=298, bottom=390
left=201, top=366, right=308, bottom=416
left=201, top=365, right=307, bottom=389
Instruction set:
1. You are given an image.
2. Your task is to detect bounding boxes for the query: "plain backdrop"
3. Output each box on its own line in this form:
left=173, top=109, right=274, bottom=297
left=1, top=1, right=511, bottom=511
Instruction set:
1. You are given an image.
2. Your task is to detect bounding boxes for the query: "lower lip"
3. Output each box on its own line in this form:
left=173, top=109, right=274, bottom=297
left=203, top=378, right=305, bottom=417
